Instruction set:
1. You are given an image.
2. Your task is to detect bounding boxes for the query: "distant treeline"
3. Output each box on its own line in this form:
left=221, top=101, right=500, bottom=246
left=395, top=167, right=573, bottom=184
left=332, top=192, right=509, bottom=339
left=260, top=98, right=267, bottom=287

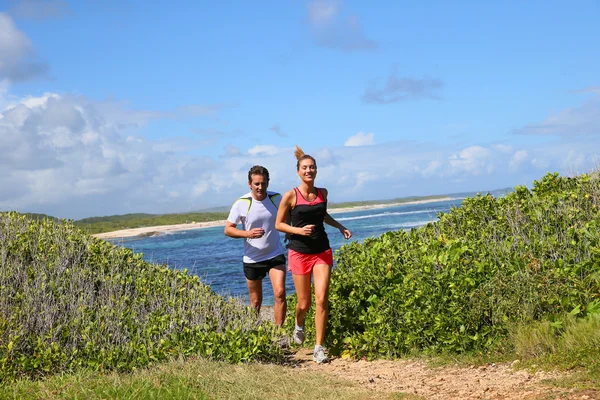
left=9, top=193, right=476, bottom=235
left=21, top=213, right=60, bottom=222
left=73, top=212, right=229, bottom=234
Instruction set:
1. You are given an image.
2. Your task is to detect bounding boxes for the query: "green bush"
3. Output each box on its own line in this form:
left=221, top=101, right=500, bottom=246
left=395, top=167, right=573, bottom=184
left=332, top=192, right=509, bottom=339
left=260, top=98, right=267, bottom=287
left=511, top=305, right=600, bottom=373
left=316, top=172, right=600, bottom=359
left=0, top=213, right=281, bottom=381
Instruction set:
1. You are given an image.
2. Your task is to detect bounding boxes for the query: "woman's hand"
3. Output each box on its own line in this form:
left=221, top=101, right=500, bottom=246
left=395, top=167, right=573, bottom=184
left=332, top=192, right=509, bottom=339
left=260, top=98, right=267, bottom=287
left=339, top=227, right=352, bottom=239
left=298, top=224, right=315, bottom=236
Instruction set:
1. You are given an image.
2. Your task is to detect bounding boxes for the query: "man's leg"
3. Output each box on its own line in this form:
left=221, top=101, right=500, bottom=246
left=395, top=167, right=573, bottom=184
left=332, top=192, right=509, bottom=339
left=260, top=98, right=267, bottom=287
left=246, top=278, right=263, bottom=315
left=312, top=263, right=331, bottom=347
left=268, top=265, right=287, bottom=327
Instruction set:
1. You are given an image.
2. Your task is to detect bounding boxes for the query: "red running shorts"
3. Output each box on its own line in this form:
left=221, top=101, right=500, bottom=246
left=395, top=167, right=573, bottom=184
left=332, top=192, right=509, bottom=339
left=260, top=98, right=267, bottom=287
left=288, top=248, right=333, bottom=275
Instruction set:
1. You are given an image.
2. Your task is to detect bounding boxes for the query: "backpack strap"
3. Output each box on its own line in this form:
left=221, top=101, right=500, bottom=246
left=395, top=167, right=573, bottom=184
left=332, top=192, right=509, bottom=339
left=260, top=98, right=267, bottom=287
left=268, top=193, right=281, bottom=208
left=237, top=196, right=252, bottom=214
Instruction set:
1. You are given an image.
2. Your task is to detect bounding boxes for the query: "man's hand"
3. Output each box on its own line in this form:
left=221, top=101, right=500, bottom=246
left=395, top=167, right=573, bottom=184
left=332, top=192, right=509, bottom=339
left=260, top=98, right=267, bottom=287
left=247, top=228, right=265, bottom=239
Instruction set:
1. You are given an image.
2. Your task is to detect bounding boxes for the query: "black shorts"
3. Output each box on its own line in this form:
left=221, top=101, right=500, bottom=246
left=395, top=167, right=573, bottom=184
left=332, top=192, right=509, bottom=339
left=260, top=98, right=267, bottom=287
left=243, top=254, right=286, bottom=281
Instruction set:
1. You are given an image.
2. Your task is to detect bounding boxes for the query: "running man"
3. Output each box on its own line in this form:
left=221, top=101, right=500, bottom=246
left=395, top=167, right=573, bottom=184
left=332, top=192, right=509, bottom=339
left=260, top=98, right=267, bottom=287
left=224, top=165, right=287, bottom=326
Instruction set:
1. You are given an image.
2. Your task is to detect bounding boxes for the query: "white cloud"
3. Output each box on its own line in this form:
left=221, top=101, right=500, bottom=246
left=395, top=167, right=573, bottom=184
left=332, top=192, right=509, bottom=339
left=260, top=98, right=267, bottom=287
left=561, top=149, right=586, bottom=172
left=575, top=86, right=600, bottom=96
left=355, top=171, right=378, bottom=189
left=192, top=181, right=210, bottom=197
left=494, top=144, right=513, bottom=153
left=344, top=131, right=374, bottom=147
left=0, top=91, right=234, bottom=217
left=247, top=145, right=281, bottom=156
left=307, top=0, right=338, bottom=25
left=306, top=0, right=376, bottom=52
left=313, top=147, right=339, bottom=168
left=509, top=150, right=528, bottom=171
left=3, top=88, right=600, bottom=218
left=531, top=157, right=550, bottom=170
left=0, top=13, right=48, bottom=82
left=422, top=160, right=442, bottom=177
left=448, top=146, right=493, bottom=175
left=362, top=72, right=443, bottom=104
left=515, top=95, right=600, bottom=136
left=9, top=0, right=70, bottom=20
left=223, top=144, right=242, bottom=157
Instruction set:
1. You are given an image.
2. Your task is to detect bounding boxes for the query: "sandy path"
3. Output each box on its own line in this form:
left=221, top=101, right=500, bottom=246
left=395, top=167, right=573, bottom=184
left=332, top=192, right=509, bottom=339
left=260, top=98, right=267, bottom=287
left=257, top=307, right=595, bottom=399
left=287, top=348, right=598, bottom=399
left=92, top=197, right=457, bottom=239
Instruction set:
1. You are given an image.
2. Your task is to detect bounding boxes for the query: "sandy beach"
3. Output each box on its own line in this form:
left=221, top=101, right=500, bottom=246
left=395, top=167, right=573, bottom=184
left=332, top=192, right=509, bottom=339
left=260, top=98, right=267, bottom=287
left=92, top=197, right=456, bottom=240
left=327, top=196, right=455, bottom=214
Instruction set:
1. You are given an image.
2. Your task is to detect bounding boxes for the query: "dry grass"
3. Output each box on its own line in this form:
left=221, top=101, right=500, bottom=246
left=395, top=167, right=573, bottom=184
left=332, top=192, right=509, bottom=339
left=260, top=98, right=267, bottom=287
left=0, top=357, right=402, bottom=400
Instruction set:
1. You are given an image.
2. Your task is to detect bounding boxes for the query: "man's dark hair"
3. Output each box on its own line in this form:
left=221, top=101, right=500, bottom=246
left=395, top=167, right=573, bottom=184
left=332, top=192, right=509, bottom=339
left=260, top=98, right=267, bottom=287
left=248, top=165, right=270, bottom=182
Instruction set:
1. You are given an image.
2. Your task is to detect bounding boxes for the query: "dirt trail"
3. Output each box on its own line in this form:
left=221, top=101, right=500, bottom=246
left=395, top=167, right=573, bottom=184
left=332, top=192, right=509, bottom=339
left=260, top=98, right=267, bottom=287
left=285, top=348, right=598, bottom=400
left=259, top=308, right=598, bottom=399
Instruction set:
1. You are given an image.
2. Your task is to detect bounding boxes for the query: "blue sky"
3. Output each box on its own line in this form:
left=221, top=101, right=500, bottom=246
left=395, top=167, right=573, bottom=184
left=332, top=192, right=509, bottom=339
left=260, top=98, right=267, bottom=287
left=1, top=0, right=599, bottom=219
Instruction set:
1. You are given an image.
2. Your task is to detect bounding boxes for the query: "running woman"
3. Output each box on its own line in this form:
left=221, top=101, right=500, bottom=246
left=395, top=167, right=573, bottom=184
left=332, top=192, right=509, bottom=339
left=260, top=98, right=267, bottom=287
left=275, top=146, right=351, bottom=363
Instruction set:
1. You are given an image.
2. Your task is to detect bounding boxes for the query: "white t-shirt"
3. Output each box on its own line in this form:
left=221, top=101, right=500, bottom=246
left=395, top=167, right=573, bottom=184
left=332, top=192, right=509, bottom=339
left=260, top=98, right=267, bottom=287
left=227, top=191, right=285, bottom=263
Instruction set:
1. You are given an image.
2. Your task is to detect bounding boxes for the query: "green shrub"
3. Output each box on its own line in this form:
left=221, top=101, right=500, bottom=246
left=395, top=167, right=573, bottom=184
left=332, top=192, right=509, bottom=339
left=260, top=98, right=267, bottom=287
left=511, top=305, right=600, bottom=373
left=0, top=213, right=281, bottom=381
left=316, top=172, right=600, bottom=359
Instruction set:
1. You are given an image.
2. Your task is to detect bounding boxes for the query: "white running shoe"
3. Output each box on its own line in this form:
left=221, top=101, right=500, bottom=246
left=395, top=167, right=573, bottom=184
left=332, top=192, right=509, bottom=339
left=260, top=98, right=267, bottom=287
left=313, top=346, right=328, bottom=364
left=292, top=328, right=305, bottom=345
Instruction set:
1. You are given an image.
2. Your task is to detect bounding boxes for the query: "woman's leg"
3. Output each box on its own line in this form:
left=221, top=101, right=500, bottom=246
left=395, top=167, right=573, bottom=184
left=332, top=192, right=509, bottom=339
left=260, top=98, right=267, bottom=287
left=312, top=263, right=331, bottom=346
left=292, top=271, right=312, bottom=328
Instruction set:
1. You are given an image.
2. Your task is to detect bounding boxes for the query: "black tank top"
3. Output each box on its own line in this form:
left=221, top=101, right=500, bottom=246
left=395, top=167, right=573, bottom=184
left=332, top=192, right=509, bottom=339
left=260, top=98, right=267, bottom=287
left=288, top=187, right=330, bottom=254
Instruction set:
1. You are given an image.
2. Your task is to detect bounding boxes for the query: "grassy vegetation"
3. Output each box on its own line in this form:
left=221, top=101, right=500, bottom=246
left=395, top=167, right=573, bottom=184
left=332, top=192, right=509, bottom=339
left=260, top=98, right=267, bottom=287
left=3, top=171, right=600, bottom=395
left=286, top=171, right=600, bottom=384
left=510, top=312, right=600, bottom=373
left=20, top=213, right=59, bottom=222
left=73, top=212, right=229, bottom=234
left=0, top=357, right=400, bottom=400
left=0, top=213, right=281, bottom=382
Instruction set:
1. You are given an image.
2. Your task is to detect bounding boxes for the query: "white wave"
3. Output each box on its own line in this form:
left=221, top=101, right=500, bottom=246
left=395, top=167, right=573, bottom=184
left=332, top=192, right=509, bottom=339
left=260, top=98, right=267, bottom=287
left=360, top=219, right=438, bottom=230
left=336, top=209, right=441, bottom=222
left=396, top=219, right=438, bottom=228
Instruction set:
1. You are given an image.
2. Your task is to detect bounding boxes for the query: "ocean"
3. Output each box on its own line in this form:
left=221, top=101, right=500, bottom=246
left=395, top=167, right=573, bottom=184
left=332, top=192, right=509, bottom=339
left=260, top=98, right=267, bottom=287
left=109, top=198, right=465, bottom=305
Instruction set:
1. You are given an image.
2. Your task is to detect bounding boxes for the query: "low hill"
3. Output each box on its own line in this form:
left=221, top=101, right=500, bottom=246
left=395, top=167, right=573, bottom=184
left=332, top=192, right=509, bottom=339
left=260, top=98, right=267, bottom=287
left=0, top=213, right=281, bottom=381
left=289, top=172, right=600, bottom=374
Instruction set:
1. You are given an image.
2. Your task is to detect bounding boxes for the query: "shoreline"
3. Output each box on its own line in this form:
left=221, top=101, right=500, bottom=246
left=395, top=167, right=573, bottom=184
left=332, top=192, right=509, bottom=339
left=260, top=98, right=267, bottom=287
left=92, top=197, right=456, bottom=240
left=327, top=196, right=455, bottom=214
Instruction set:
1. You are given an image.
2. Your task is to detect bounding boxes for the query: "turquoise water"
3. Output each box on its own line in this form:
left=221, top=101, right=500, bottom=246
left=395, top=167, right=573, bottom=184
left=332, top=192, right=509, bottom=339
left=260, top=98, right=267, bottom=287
left=110, top=198, right=463, bottom=305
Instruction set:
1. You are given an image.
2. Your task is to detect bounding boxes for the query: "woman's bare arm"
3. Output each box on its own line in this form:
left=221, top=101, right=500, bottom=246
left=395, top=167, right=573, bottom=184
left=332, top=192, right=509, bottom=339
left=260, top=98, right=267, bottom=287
left=322, top=188, right=352, bottom=239
left=275, top=190, right=314, bottom=236
left=324, top=213, right=352, bottom=239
